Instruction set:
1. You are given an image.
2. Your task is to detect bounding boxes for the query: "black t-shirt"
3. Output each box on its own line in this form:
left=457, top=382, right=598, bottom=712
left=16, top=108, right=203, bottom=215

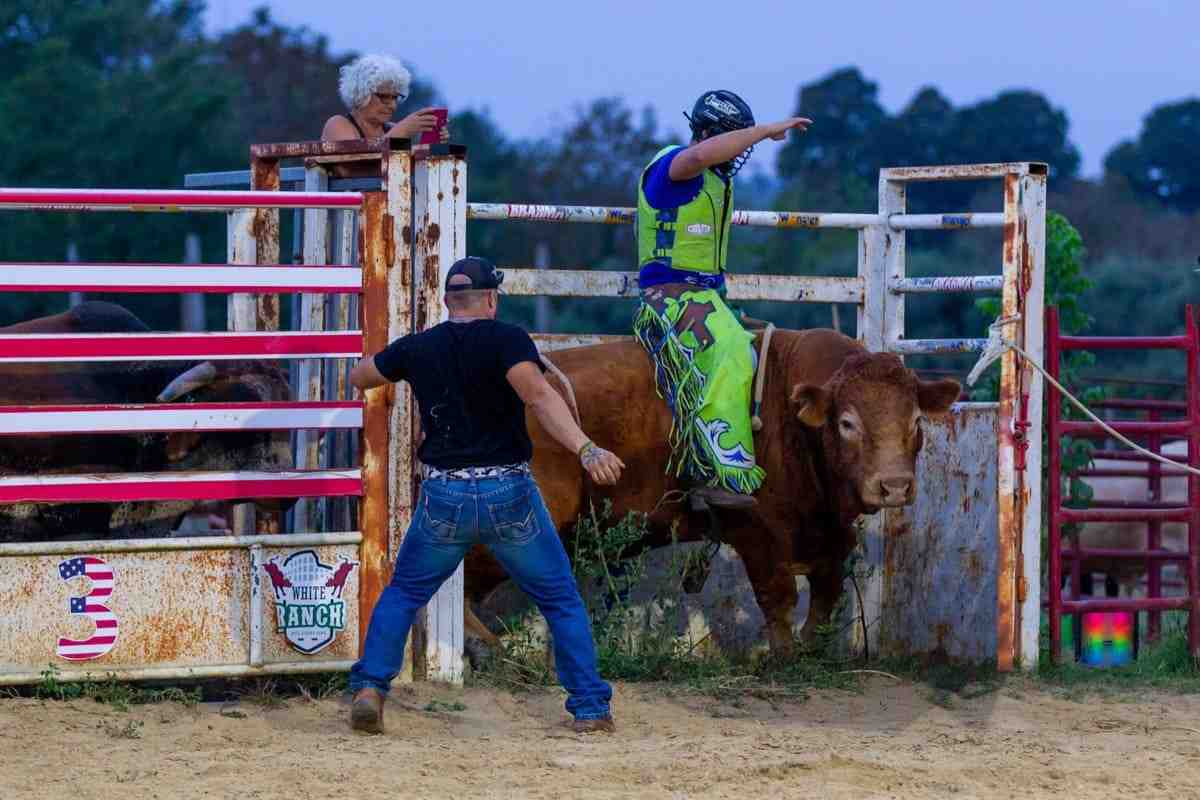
left=373, top=319, right=544, bottom=469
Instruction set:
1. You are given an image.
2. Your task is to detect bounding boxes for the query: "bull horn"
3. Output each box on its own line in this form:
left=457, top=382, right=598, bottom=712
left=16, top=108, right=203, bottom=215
left=157, top=361, right=218, bottom=402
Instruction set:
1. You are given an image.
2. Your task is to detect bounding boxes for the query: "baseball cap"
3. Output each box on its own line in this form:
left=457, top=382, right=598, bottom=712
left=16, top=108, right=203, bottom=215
left=444, top=256, right=504, bottom=292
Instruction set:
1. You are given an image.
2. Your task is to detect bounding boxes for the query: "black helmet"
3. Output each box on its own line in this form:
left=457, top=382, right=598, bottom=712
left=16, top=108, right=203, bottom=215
left=684, top=90, right=756, bottom=177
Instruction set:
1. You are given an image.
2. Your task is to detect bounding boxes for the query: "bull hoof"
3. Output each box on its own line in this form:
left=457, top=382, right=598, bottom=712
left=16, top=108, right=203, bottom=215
left=463, top=635, right=494, bottom=670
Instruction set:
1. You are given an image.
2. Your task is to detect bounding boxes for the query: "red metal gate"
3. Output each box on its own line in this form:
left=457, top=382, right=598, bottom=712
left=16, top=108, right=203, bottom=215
left=1046, top=305, right=1200, bottom=663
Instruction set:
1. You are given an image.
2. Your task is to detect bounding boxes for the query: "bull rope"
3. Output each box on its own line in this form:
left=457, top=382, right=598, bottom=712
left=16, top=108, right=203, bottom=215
left=540, top=354, right=581, bottom=426
left=968, top=315, right=1200, bottom=478
left=751, top=323, right=776, bottom=432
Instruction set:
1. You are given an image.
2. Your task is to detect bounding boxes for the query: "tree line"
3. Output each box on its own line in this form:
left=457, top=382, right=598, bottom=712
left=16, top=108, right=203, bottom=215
left=1, top=1, right=1196, bottom=385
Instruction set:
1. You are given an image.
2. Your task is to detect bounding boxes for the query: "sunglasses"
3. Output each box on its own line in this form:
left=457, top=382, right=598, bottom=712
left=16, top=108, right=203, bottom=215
left=373, top=91, right=406, bottom=104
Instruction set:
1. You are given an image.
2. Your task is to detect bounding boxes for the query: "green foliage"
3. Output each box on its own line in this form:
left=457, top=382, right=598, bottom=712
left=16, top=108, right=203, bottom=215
left=1104, top=98, right=1200, bottom=212
left=1038, top=612, right=1200, bottom=697
left=33, top=664, right=202, bottom=709
left=422, top=698, right=466, bottom=713
left=777, top=67, right=1080, bottom=214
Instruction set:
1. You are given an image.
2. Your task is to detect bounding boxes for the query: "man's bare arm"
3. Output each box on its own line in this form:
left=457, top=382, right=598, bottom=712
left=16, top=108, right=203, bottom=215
left=506, top=361, right=624, bottom=485
left=350, top=356, right=389, bottom=392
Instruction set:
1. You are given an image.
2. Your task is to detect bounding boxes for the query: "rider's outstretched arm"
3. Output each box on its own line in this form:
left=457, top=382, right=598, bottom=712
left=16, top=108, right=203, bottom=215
left=669, top=117, right=813, bottom=181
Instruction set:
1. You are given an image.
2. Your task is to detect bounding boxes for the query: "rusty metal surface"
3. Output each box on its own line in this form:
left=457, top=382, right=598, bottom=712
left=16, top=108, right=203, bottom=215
left=0, top=540, right=359, bottom=681
left=411, top=153, right=466, bottom=683
left=501, top=269, right=864, bottom=303
left=532, top=333, right=630, bottom=351
left=382, top=146, right=413, bottom=685
left=994, top=172, right=1024, bottom=672
left=250, top=140, right=387, bottom=160
left=228, top=157, right=283, bottom=535
left=295, top=166, right=330, bottom=532
left=880, top=404, right=1000, bottom=662
left=889, top=338, right=989, bottom=355
left=857, top=227, right=885, bottom=352
left=1017, top=173, right=1047, bottom=668
left=891, top=276, right=1004, bottom=294
left=880, top=162, right=1047, bottom=182
left=468, top=202, right=879, bottom=229
left=358, top=188, right=393, bottom=662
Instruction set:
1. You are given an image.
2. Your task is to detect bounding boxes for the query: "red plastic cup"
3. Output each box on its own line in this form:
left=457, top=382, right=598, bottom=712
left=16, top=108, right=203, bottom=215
left=418, top=108, right=448, bottom=145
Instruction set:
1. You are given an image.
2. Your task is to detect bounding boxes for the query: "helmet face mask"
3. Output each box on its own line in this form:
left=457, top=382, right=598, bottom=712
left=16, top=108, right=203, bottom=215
left=684, top=90, right=756, bottom=177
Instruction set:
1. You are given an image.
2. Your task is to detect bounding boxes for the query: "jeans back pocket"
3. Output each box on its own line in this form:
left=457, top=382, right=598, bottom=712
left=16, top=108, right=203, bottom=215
left=485, top=487, right=540, bottom=545
left=422, top=491, right=465, bottom=542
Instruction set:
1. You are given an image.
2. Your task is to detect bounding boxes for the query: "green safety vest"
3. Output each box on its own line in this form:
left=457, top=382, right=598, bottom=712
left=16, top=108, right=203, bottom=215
left=637, top=145, right=733, bottom=275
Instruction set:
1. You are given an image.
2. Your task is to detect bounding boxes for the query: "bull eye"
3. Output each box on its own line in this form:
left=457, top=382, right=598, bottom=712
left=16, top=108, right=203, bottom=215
left=839, top=417, right=856, bottom=434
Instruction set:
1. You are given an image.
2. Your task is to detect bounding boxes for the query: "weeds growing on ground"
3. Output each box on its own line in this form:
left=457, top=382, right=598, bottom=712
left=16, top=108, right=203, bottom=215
left=1036, top=611, right=1200, bottom=698
left=470, top=501, right=860, bottom=702
left=423, top=699, right=467, bottom=713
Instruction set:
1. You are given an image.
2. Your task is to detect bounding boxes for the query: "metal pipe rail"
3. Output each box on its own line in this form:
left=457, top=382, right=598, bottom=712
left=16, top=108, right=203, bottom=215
left=0, top=263, right=361, bottom=293
left=1059, top=420, right=1193, bottom=438
left=0, top=188, right=362, bottom=212
left=0, top=531, right=361, bottom=557
left=888, top=338, right=989, bottom=355
left=0, top=401, right=362, bottom=435
left=501, top=269, right=864, bottom=304
left=1061, top=548, right=1188, bottom=562
left=891, top=276, right=1004, bottom=294
left=0, top=330, right=363, bottom=362
left=1058, top=507, right=1192, bottom=524
left=1061, top=597, right=1190, bottom=614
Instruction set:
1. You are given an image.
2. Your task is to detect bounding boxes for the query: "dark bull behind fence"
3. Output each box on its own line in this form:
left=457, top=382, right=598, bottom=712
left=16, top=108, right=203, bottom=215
left=464, top=328, right=961, bottom=655
left=0, top=301, right=295, bottom=541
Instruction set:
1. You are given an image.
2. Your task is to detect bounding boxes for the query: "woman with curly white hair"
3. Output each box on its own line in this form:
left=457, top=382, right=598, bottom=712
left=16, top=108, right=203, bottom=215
left=322, top=53, right=447, bottom=142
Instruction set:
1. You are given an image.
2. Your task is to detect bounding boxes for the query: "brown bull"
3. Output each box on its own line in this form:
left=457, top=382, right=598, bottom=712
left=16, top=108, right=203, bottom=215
left=464, top=328, right=960, bottom=655
left=0, top=301, right=296, bottom=540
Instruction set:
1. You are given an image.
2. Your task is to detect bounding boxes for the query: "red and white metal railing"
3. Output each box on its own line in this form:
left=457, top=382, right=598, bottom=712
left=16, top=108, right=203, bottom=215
left=0, top=263, right=361, bottom=293
left=0, top=188, right=361, bottom=212
left=1046, top=305, right=1200, bottom=662
left=0, top=186, right=367, bottom=507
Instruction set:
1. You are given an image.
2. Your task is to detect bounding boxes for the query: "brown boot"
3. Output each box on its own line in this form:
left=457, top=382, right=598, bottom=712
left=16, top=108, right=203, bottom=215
left=690, top=486, right=758, bottom=511
left=572, top=715, right=616, bottom=734
left=350, top=687, right=384, bottom=734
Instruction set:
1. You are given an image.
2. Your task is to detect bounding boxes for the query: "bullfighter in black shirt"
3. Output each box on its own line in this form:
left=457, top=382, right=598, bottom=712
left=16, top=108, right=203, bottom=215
left=346, top=256, right=624, bottom=735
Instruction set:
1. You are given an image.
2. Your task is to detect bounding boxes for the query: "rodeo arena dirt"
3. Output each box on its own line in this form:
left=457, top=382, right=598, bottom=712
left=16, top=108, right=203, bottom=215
left=1, top=142, right=1198, bottom=800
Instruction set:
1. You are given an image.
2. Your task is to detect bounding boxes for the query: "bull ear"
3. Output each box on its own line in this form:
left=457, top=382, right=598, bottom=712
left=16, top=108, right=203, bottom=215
left=790, top=384, right=831, bottom=427
left=917, top=378, right=961, bottom=414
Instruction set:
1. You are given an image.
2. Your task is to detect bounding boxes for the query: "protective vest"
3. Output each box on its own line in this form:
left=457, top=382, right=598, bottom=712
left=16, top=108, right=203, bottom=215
left=637, top=146, right=733, bottom=275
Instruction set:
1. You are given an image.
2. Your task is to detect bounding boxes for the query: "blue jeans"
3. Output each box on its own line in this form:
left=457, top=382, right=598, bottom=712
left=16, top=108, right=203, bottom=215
left=349, top=474, right=613, bottom=720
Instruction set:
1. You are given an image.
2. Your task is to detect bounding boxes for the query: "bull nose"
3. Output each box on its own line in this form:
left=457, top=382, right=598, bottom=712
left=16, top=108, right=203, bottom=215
left=880, top=475, right=914, bottom=505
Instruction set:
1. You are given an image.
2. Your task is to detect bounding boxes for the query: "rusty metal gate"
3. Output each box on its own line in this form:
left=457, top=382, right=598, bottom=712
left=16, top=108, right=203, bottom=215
left=0, top=181, right=375, bottom=684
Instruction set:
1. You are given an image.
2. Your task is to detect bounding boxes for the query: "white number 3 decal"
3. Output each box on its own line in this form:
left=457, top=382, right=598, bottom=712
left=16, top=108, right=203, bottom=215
left=56, top=556, right=119, bottom=661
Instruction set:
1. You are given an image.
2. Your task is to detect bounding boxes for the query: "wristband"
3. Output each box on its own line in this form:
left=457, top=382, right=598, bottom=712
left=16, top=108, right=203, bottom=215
left=578, top=440, right=595, bottom=457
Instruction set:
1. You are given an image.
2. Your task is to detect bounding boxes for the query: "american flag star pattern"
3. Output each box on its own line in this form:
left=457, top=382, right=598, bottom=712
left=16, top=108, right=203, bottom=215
left=56, top=556, right=118, bottom=661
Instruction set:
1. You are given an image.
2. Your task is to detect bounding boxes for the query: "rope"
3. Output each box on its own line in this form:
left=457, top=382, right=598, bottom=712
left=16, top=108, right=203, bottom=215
left=967, top=315, right=1200, bottom=478
left=751, top=323, right=776, bottom=432
left=540, top=354, right=581, bottom=426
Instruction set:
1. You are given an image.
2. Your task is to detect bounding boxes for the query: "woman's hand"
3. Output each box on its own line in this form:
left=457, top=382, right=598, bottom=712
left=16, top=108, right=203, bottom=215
left=387, top=107, right=441, bottom=139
